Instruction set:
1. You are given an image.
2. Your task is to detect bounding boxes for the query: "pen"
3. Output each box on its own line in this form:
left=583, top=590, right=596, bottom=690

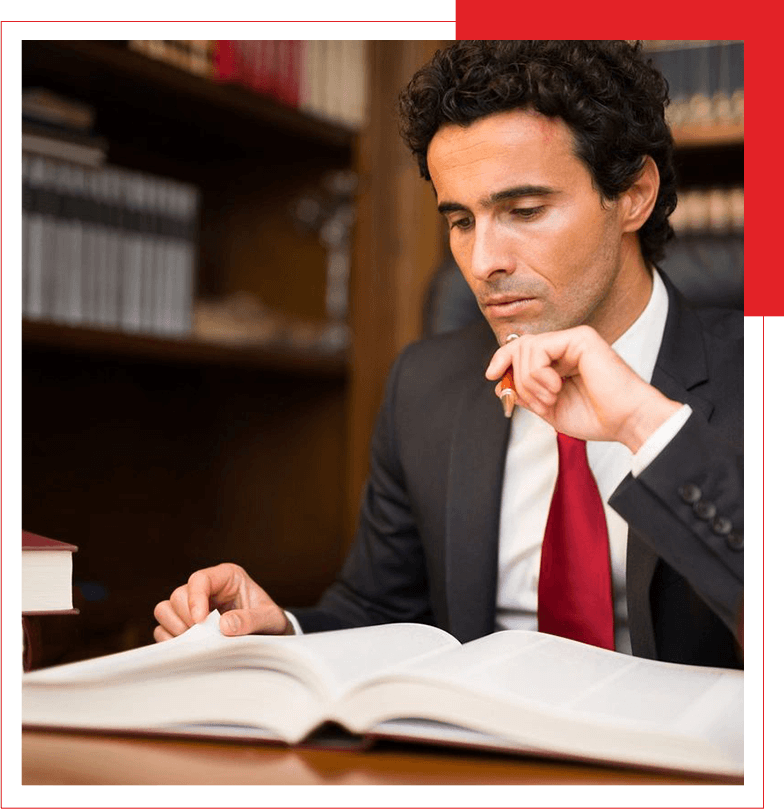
left=499, top=333, right=519, bottom=419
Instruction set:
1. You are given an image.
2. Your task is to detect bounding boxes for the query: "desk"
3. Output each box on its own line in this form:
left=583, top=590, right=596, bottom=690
left=23, top=731, right=740, bottom=785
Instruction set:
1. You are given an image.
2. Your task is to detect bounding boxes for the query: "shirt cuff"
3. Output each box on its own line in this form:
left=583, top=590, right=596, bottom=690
left=630, top=404, right=693, bottom=477
left=285, top=610, right=304, bottom=635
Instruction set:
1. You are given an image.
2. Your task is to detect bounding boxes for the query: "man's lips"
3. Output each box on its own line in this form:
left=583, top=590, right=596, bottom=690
left=481, top=296, right=536, bottom=316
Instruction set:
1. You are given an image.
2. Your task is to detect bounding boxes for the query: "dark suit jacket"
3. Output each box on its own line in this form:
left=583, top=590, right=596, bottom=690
left=293, top=274, right=744, bottom=669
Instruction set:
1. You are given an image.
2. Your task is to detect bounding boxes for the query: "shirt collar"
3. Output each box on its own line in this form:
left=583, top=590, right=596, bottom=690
left=611, top=267, right=669, bottom=385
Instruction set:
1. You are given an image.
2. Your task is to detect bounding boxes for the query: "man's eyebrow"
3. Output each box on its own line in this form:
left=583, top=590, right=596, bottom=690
left=437, top=185, right=558, bottom=215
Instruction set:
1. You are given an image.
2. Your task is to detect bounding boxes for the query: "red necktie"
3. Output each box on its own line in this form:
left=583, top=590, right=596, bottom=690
left=537, top=433, right=615, bottom=650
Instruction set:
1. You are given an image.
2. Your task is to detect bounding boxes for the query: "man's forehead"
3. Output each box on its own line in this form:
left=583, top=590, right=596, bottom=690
left=427, top=110, right=581, bottom=202
left=429, top=109, right=572, bottom=156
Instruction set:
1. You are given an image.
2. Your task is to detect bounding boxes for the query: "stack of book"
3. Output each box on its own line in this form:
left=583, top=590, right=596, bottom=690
left=23, top=88, right=108, bottom=167
left=22, top=531, right=78, bottom=671
left=644, top=41, right=744, bottom=127
left=213, top=40, right=367, bottom=130
left=22, top=153, right=199, bottom=336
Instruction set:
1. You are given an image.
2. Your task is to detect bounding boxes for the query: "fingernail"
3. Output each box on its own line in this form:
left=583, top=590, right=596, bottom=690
left=223, top=614, right=240, bottom=634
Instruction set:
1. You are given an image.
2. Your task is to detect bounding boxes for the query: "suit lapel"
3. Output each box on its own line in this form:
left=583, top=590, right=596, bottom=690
left=626, top=274, right=714, bottom=657
left=651, top=274, right=713, bottom=419
left=444, top=347, right=511, bottom=642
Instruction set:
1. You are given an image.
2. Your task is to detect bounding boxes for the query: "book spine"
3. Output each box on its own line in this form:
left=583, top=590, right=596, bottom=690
left=28, top=156, right=49, bottom=321
left=22, top=154, right=32, bottom=318
left=138, top=175, right=157, bottom=334
left=669, top=186, right=744, bottom=236
left=101, top=168, right=124, bottom=329
left=295, top=40, right=367, bottom=130
left=87, top=167, right=107, bottom=327
left=213, top=40, right=238, bottom=82
left=22, top=131, right=106, bottom=168
left=176, top=181, right=199, bottom=334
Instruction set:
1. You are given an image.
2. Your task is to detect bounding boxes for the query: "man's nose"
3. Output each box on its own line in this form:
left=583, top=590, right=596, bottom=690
left=469, top=222, right=514, bottom=281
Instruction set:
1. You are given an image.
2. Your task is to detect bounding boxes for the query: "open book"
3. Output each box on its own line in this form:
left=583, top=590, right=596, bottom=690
left=22, top=611, right=743, bottom=777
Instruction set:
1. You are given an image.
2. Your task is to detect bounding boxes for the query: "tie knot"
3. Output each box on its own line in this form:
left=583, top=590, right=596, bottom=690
left=556, top=432, right=584, bottom=445
left=556, top=432, right=587, bottom=456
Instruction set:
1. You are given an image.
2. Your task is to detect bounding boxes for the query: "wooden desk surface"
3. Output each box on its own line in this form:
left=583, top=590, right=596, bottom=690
left=23, top=730, right=741, bottom=785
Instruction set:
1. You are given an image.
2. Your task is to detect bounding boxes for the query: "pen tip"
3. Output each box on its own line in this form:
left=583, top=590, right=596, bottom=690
left=502, top=392, right=515, bottom=418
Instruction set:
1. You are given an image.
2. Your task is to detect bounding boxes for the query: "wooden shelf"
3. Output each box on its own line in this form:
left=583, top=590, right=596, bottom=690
left=672, top=121, right=743, bottom=149
left=22, top=320, right=348, bottom=378
left=21, top=40, right=355, bottom=156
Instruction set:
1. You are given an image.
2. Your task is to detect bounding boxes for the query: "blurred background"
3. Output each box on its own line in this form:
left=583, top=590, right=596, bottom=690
left=21, top=40, right=743, bottom=666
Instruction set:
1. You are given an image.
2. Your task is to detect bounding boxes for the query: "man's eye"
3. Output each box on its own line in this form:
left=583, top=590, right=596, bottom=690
left=449, top=217, right=473, bottom=230
left=511, top=206, right=545, bottom=219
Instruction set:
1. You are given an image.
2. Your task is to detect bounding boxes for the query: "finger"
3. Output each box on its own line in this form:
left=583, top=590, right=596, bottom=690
left=153, top=598, right=191, bottom=638
left=485, top=344, right=515, bottom=380
left=153, top=624, right=175, bottom=643
left=531, top=364, right=563, bottom=394
left=169, top=584, right=198, bottom=627
left=220, top=604, right=292, bottom=637
left=186, top=566, right=238, bottom=623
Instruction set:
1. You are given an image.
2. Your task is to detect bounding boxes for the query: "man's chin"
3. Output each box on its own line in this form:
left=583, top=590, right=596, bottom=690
left=487, top=319, right=546, bottom=346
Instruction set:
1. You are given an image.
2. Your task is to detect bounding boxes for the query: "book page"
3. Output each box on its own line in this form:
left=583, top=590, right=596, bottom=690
left=23, top=612, right=459, bottom=698
left=389, top=629, right=742, bottom=733
left=23, top=611, right=241, bottom=684
left=278, top=621, right=460, bottom=696
left=338, top=629, right=743, bottom=774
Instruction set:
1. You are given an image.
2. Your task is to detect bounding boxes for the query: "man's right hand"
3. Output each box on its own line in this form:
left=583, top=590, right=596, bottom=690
left=153, top=563, right=294, bottom=642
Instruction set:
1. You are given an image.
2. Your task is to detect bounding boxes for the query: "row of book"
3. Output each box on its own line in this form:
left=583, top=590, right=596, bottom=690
left=128, top=40, right=368, bottom=130
left=22, top=153, right=199, bottom=335
left=644, top=41, right=743, bottom=127
left=669, top=187, right=744, bottom=235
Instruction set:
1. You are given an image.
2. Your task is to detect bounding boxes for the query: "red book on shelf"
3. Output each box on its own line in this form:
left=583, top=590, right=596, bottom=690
left=212, top=40, right=300, bottom=107
left=212, top=40, right=239, bottom=82
left=279, top=41, right=302, bottom=107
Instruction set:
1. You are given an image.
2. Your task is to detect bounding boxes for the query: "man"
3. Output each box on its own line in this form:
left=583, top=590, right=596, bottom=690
left=154, top=41, right=743, bottom=668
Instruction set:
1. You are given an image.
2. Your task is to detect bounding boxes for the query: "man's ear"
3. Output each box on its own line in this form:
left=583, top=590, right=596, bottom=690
left=621, top=156, right=660, bottom=233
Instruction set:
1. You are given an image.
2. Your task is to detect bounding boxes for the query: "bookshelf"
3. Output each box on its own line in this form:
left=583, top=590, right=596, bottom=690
left=646, top=40, right=744, bottom=312
left=22, top=40, right=446, bottom=666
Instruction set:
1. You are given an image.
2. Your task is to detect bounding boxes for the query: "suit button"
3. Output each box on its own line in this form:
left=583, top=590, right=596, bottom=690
left=726, top=532, right=743, bottom=551
left=679, top=483, right=702, bottom=503
left=694, top=500, right=717, bottom=520
left=712, top=516, right=733, bottom=535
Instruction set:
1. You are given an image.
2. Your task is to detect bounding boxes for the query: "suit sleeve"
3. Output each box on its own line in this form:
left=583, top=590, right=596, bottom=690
left=609, top=410, right=743, bottom=639
left=291, top=348, right=435, bottom=633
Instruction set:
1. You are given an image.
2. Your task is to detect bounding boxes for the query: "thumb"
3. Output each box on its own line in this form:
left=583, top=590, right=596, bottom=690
left=219, top=605, right=291, bottom=636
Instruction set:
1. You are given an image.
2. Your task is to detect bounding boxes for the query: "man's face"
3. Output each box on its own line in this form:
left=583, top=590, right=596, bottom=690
left=427, top=109, right=643, bottom=345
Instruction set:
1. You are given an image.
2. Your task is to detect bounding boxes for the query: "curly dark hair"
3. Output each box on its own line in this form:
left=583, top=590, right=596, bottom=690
left=399, top=40, right=677, bottom=265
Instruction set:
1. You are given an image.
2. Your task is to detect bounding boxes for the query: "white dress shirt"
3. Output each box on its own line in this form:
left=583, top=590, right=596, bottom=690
left=495, top=269, right=691, bottom=653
